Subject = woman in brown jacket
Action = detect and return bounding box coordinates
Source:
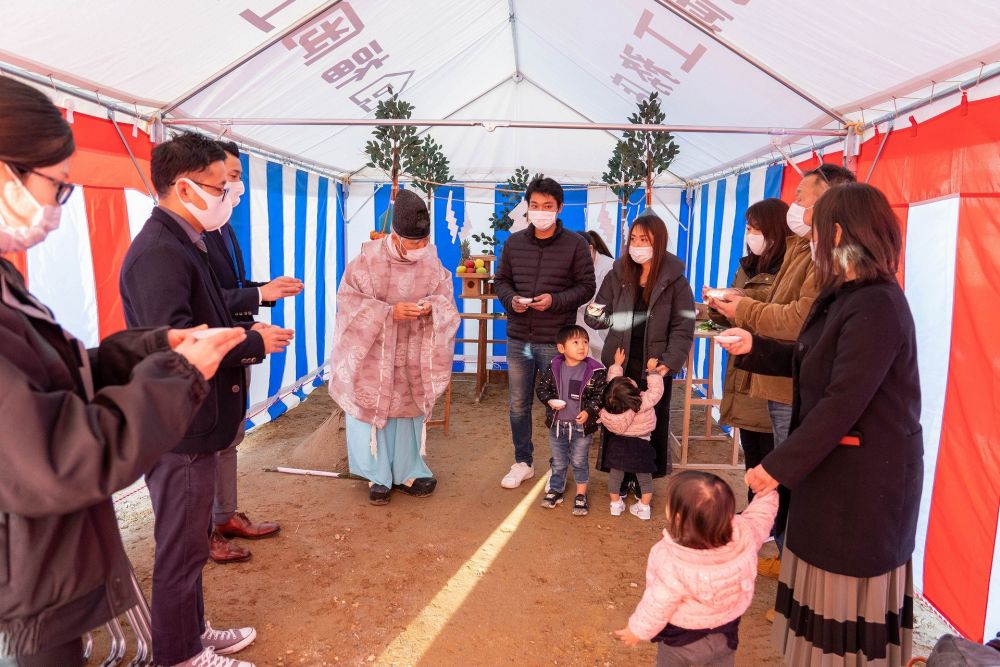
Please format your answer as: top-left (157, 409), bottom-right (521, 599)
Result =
top-left (0, 78), bottom-right (245, 666)
top-left (711, 199), bottom-right (788, 502)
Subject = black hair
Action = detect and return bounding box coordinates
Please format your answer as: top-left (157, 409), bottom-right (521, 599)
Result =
top-left (0, 78), bottom-right (75, 168)
top-left (578, 230), bottom-right (613, 258)
top-left (217, 140), bottom-right (241, 160)
top-left (745, 198), bottom-right (789, 274)
top-left (525, 175), bottom-right (563, 208)
top-left (804, 163), bottom-right (856, 187)
top-left (602, 377), bottom-right (642, 414)
top-left (151, 132), bottom-right (226, 196)
top-left (555, 324), bottom-right (589, 347)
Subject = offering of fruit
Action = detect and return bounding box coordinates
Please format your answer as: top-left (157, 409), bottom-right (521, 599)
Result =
top-left (464, 260), bottom-right (476, 270)
top-left (475, 267), bottom-right (488, 275)
top-left (474, 258), bottom-right (485, 269)
top-left (456, 265), bottom-right (467, 273)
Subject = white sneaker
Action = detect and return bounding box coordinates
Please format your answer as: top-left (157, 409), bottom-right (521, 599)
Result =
top-left (201, 622), bottom-right (256, 655)
top-left (630, 501), bottom-right (651, 521)
top-left (500, 462), bottom-right (534, 488)
top-left (172, 647), bottom-right (255, 667)
top-left (610, 499), bottom-right (626, 516)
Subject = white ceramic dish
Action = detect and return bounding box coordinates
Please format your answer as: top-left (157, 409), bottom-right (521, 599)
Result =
top-left (548, 399), bottom-right (567, 410)
top-left (715, 335), bottom-right (741, 344)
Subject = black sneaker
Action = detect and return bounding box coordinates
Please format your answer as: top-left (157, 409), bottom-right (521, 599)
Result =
top-left (368, 484), bottom-right (391, 505)
top-left (540, 490), bottom-right (564, 509)
top-left (393, 477), bottom-right (437, 497)
top-left (572, 494), bottom-right (589, 516)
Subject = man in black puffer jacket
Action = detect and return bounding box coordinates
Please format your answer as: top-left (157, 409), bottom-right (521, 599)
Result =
top-left (494, 176), bottom-right (595, 489)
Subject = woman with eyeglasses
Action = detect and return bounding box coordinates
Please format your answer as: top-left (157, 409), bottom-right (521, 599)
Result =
top-left (0, 77), bottom-right (246, 666)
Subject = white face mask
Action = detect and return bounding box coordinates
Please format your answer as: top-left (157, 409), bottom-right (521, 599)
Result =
top-left (227, 180), bottom-right (245, 209)
top-left (745, 233), bottom-right (766, 256)
top-left (786, 203), bottom-right (812, 237)
top-left (528, 210), bottom-right (557, 232)
top-left (629, 245), bottom-right (654, 264)
top-left (0, 164), bottom-right (62, 252)
top-left (177, 178), bottom-right (232, 232)
top-left (403, 244), bottom-right (431, 261)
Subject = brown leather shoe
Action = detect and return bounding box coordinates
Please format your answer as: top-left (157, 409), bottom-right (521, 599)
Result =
top-left (209, 529), bottom-right (251, 564)
top-left (216, 511), bottom-right (281, 540)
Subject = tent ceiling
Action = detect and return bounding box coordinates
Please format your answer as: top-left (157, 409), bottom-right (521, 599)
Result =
top-left (1, 0), bottom-right (998, 181)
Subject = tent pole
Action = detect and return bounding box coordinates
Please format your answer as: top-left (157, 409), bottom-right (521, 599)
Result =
top-left (508, 0), bottom-right (522, 77)
top-left (650, 0), bottom-right (847, 125)
top-left (106, 108), bottom-right (157, 199)
top-left (158, 0), bottom-right (345, 116)
top-left (162, 117), bottom-right (847, 136)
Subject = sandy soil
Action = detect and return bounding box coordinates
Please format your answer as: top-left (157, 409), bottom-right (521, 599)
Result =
top-left (99, 375), bottom-right (949, 666)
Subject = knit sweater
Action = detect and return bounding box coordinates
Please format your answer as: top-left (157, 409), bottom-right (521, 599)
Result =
top-left (627, 491), bottom-right (779, 639)
top-left (598, 364), bottom-right (663, 438)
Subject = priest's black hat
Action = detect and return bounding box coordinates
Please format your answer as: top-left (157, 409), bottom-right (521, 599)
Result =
top-left (391, 189), bottom-right (430, 239)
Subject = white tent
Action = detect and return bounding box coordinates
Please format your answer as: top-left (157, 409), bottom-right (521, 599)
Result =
top-left (2, 0), bottom-right (1000, 647)
top-left (2, 0), bottom-right (998, 182)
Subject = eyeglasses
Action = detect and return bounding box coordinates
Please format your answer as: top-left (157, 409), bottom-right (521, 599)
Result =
top-left (172, 180), bottom-right (230, 201)
top-left (10, 164), bottom-right (75, 205)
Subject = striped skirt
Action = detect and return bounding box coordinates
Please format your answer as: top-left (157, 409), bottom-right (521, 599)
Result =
top-left (772, 549), bottom-right (913, 667)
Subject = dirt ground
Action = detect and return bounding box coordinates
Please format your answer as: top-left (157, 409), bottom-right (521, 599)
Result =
top-left (103, 374), bottom-right (949, 666)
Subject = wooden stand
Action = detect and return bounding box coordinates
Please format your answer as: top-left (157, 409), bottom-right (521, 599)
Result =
top-left (671, 329), bottom-right (743, 471)
top-left (458, 299), bottom-right (505, 402)
top-left (426, 380), bottom-right (452, 435)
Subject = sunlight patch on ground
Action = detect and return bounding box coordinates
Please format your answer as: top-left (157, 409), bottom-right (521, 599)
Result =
top-left (377, 473), bottom-right (549, 665)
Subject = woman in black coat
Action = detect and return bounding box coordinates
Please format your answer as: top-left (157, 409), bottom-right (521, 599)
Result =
top-left (585, 210), bottom-right (695, 483)
top-left (0, 78), bottom-right (246, 666)
top-left (720, 183), bottom-right (922, 667)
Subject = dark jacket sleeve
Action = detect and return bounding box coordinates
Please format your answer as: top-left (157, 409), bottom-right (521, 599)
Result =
top-left (663, 276), bottom-right (696, 372)
top-left (0, 349), bottom-right (208, 518)
top-left (734, 335), bottom-right (795, 378)
top-left (222, 286), bottom-right (262, 318)
top-left (583, 269), bottom-right (616, 330)
top-left (122, 246), bottom-right (266, 368)
top-left (550, 238), bottom-right (596, 313)
top-left (536, 366), bottom-right (557, 404)
top-left (87, 327), bottom-right (170, 390)
top-left (493, 239), bottom-right (517, 311)
top-left (762, 293), bottom-right (905, 489)
top-left (245, 279), bottom-right (276, 307)
top-left (581, 369), bottom-right (607, 418)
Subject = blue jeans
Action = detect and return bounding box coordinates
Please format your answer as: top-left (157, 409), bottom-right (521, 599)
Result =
top-left (548, 421), bottom-right (592, 493)
top-left (767, 400), bottom-right (794, 553)
top-left (507, 338), bottom-right (558, 466)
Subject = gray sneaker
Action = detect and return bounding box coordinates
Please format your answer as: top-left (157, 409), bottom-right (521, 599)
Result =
top-left (171, 647), bottom-right (255, 667)
top-left (540, 490), bottom-right (564, 508)
top-left (201, 622), bottom-right (256, 655)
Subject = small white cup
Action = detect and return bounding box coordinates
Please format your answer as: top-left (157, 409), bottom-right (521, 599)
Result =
top-left (515, 296), bottom-right (534, 305)
top-left (548, 399), bottom-right (567, 410)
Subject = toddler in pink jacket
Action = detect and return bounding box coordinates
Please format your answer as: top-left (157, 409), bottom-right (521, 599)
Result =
top-left (616, 471), bottom-right (779, 666)
top-left (599, 348), bottom-right (667, 520)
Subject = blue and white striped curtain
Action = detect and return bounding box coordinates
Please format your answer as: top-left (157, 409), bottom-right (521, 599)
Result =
top-left (676, 165), bottom-right (785, 408)
top-left (231, 154), bottom-right (342, 430)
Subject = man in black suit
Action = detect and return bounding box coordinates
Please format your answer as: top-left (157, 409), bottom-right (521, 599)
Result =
top-left (204, 140), bottom-right (303, 564)
top-left (120, 133), bottom-right (293, 667)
